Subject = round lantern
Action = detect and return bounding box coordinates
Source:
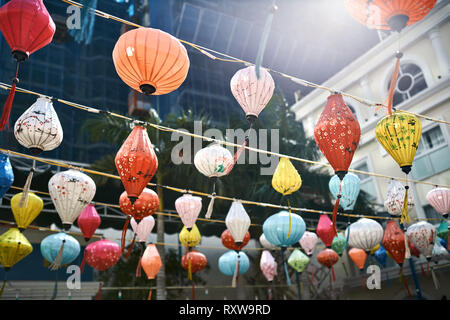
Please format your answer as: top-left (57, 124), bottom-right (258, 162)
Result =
top-left (0, 152), bottom-right (14, 198)
top-left (218, 250), bottom-right (250, 287)
top-left (348, 248), bottom-right (367, 270)
top-left (179, 224), bottom-right (201, 248)
top-left (384, 179), bottom-right (415, 217)
top-left (221, 229), bottom-right (250, 252)
top-left (175, 194), bottom-right (202, 230)
top-left (77, 204), bottom-right (101, 242)
top-left (14, 96), bottom-right (63, 155)
top-left (426, 187), bottom-right (450, 218)
top-left (406, 221), bottom-right (436, 261)
top-left (10, 192), bottom-right (43, 231)
top-left (40, 232), bottom-right (80, 270)
top-left (130, 215), bottom-right (155, 242)
top-left (181, 250), bottom-right (207, 300)
top-left (299, 231), bottom-right (319, 256)
top-left (329, 173), bottom-right (360, 211)
top-left (345, 218), bottom-right (384, 252)
top-left (230, 65), bottom-right (275, 123)
top-left (288, 249), bottom-right (310, 273)
top-left (48, 169), bottom-right (96, 230)
top-left (260, 250), bottom-right (277, 282)
top-left (0, 0), bottom-right (56, 130)
top-left (332, 233), bottom-right (347, 257)
top-left (316, 248), bottom-right (339, 282)
top-left (225, 201), bottom-right (251, 246)
top-left (0, 228), bottom-right (33, 270)
top-left (259, 233), bottom-right (278, 251)
top-left (316, 214), bottom-right (335, 248)
top-left (115, 125), bottom-right (158, 204)
top-left (263, 211), bottom-right (306, 247)
top-left (382, 220), bottom-right (406, 267)
top-left (82, 239), bottom-right (121, 272)
top-left (119, 188), bottom-right (159, 221)
top-left (112, 27), bottom-right (189, 96)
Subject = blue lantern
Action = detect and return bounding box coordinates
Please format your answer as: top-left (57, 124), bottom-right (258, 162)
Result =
top-left (0, 152), bottom-right (14, 199)
top-left (262, 211), bottom-right (306, 247)
top-left (40, 232), bottom-right (80, 270)
top-left (218, 250), bottom-right (250, 287)
top-left (329, 172), bottom-right (360, 211)
top-left (374, 244), bottom-right (387, 268)
top-left (439, 237), bottom-right (449, 253)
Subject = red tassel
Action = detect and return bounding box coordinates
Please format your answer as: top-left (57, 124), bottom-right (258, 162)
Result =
top-left (125, 234), bottom-right (137, 260)
top-left (400, 269), bottom-right (412, 298)
top-left (80, 250), bottom-right (87, 274)
top-left (331, 266), bottom-right (336, 282)
top-left (121, 217), bottom-right (130, 253)
top-left (95, 282), bottom-right (102, 300)
top-left (386, 55), bottom-right (401, 117)
top-left (147, 288), bottom-right (152, 300)
top-left (0, 62), bottom-right (20, 131)
top-left (332, 197), bottom-right (340, 237)
top-left (136, 257), bottom-right (142, 278)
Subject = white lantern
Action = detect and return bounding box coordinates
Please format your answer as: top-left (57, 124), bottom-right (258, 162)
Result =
top-left (48, 169), bottom-right (96, 230)
top-left (344, 218), bottom-right (384, 252)
top-left (130, 215), bottom-right (155, 243)
top-left (384, 179), bottom-right (414, 216)
top-left (299, 231), bottom-right (319, 256)
top-left (259, 233), bottom-right (278, 250)
top-left (175, 194), bottom-right (202, 230)
top-left (14, 96), bottom-right (63, 155)
top-left (406, 221), bottom-right (436, 260)
top-left (225, 201), bottom-right (251, 246)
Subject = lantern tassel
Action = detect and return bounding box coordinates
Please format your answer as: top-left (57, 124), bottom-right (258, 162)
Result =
top-left (331, 266), bottom-right (336, 282)
top-left (342, 261), bottom-right (349, 277)
top-left (268, 287), bottom-right (272, 300)
top-left (0, 62), bottom-right (20, 131)
top-left (431, 266), bottom-right (440, 290)
top-left (188, 255), bottom-right (192, 281)
top-left (400, 268), bottom-right (412, 298)
top-left (404, 233), bottom-right (411, 260)
top-left (147, 288), bottom-right (152, 300)
top-left (286, 199), bottom-right (292, 239)
top-left (125, 234), bottom-right (136, 261)
top-left (0, 273), bottom-right (7, 299)
top-left (332, 196), bottom-right (341, 237)
top-left (121, 216), bottom-right (130, 253)
top-left (19, 166), bottom-right (35, 208)
top-left (136, 257), bottom-right (142, 278)
top-left (385, 53), bottom-right (402, 117)
top-left (51, 272), bottom-right (58, 300)
top-left (400, 185), bottom-right (410, 225)
top-left (95, 282), bottom-right (102, 300)
top-left (80, 250), bottom-right (87, 274)
top-left (49, 239), bottom-right (66, 271)
top-left (231, 255), bottom-right (240, 288)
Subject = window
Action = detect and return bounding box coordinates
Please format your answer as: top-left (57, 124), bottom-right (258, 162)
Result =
top-left (387, 63), bottom-right (428, 106)
top-left (411, 125), bottom-right (450, 180)
top-left (347, 104), bottom-right (358, 120)
top-left (353, 161), bottom-right (378, 202)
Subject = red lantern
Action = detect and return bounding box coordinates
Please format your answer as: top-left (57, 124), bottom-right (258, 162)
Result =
top-left (77, 204), bottom-right (101, 242)
top-left (317, 248), bottom-right (339, 282)
top-left (81, 240), bottom-right (121, 272)
top-left (316, 214), bottom-right (335, 248)
top-left (0, 0), bottom-right (55, 130)
top-left (382, 220), bottom-right (406, 267)
top-left (119, 188), bottom-right (159, 221)
top-left (181, 250), bottom-right (207, 277)
top-left (221, 229), bottom-right (250, 252)
top-left (115, 125), bottom-right (158, 204)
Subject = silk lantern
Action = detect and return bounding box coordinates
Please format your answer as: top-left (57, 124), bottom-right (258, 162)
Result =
top-left (426, 187), bottom-right (450, 218)
top-left (0, 152), bottom-right (14, 199)
top-left (345, 218), bottom-right (384, 252)
top-left (140, 243), bottom-right (162, 300)
top-left (332, 233), bottom-right (347, 257)
top-left (329, 173), bottom-right (360, 211)
top-left (382, 220), bottom-right (406, 267)
top-left (221, 229), bottom-right (250, 252)
top-left (0, 0), bottom-right (56, 130)
top-left (179, 224), bottom-right (201, 248)
top-left (10, 192), bottom-right (43, 231)
top-left (317, 248), bottom-right (339, 282)
top-left (431, 241), bottom-right (448, 264)
top-left (40, 232), bottom-right (80, 270)
top-left (218, 250), bottom-right (250, 287)
top-left (175, 194), bottom-right (202, 230)
top-left (384, 179), bottom-right (414, 217)
top-left (112, 27), bottom-right (189, 96)
top-left (77, 204), bottom-right (101, 242)
top-left (260, 250), bottom-right (277, 282)
top-left (314, 93), bottom-right (361, 233)
top-left (259, 233), bottom-right (278, 251)
top-left (348, 248), bottom-right (367, 270)
top-left (406, 221), bottom-right (436, 261)
top-left (194, 143), bottom-right (233, 218)
top-left (130, 215), bottom-right (155, 242)
top-left (299, 231), bottom-right (319, 256)
top-left (115, 125), bottom-right (158, 204)
top-left (316, 214), bottom-right (335, 248)
top-left (225, 201), bottom-right (251, 246)
top-left (374, 245), bottom-right (387, 267)
top-left (48, 169), bottom-right (96, 230)
top-left (181, 250), bottom-right (207, 300)
top-left (437, 220), bottom-right (448, 242)
top-left (14, 96), bottom-right (63, 155)
top-left (119, 188), bottom-right (159, 220)
top-left (81, 239), bottom-right (121, 272)
top-left (288, 249), bottom-right (310, 273)
top-left (263, 211), bottom-right (306, 247)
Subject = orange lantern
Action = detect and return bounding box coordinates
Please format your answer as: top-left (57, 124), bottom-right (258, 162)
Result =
top-left (112, 27), bottom-right (190, 96)
top-left (139, 243), bottom-right (162, 300)
top-left (316, 248), bottom-right (339, 284)
top-left (119, 188), bottom-right (159, 221)
top-left (221, 229), bottom-right (251, 252)
top-left (348, 248), bottom-right (367, 270)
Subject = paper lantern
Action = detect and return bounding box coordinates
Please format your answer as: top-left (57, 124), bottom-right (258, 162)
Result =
top-left (344, 0), bottom-right (437, 32)
top-left (426, 188), bottom-right (450, 218)
top-left (431, 240), bottom-right (448, 264)
top-left (140, 244), bottom-right (162, 279)
top-left (382, 220), bottom-right (406, 267)
top-left (48, 169), bottom-right (96, 230)
top-left (218, 250), bottom-right (250, 276)
top-left (345, 218), bottom-right (384, 252)
top-left (260, 250), bottom-right (277, 282)
top-left (40, 232), bottom-right (80, 270)
top-left (221, 229), bottom-right (250, 252)
top-left (259, 233), bottom-right (278, 251)
top-left (384, 179), bottom-right (414, 216)
top-left (406, 221), bottom-right (436, 261)
top-left (348, 248), bottom-right (367, 270)
top-left (225, 201), bottom-right (251, 246)
top-left (299, 231), bottom-right (319, 256)
top-left (316, 248), bottom-right (339, 281)
top-left (130, 215), bottom-right (155, 242)
top-left (0, 228), bottom-right (32, 270)
top-left (119, 188), bottom-right (159, 221)
top-left (179, 224), bottom-right (201, 248)
top-left (263, 211), bottom-right (306, 247)
top-left (112, 27), bottom-right (189, 96)
top-left (0, 152), bottom-right (14, 199)
top-left (374, 245), bottom-right (387, 267)
top-left (77, 204), bottom-right (101, 242)
top-left (331, 233), bottom-right (347, 257)
top-left (10, 192), bottom-right (43, 231)
top-left (181, 250), bottom-right (207, 277)
top-left (14, 97), bottom-right (63, 155)
top-left (272, 158), bottom-right (302, 196)
top-left (288, 249), bottom-right (310, 273)
top-left (437, 220), bottom-right (448, 241)
top-left (115, 125), bottom-right (158, 204)
top-left (316, 214), bottom-right (335, 248)
top-left (0, 0), bottom-right (55, 130)
top-left (230, 65), bottom-right (275, 123)
top-left (175, 194), bottom-right (202, 230)
top-left (329, 173), bottom-right (360, 211)
top-left (82, 240), bottom-right (121, 272)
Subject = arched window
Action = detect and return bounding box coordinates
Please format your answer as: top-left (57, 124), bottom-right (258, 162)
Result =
top-left (387, 63), bottom-right (428, 106)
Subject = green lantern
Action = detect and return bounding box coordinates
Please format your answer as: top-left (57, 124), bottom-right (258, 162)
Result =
top-left (332, 233), bottom-right (347, 256)
top-left (287, 249), bottom-right (310, 273)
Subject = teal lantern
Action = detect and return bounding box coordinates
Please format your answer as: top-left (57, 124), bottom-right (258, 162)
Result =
top-left (40, 232), bottom-right (80, 270)
top-left (437, 220), bottom-right (448, 241)
top-left (331, 233), bottom-right (347, 256)
top-left (329, 173), bottom-right (360, 211)
top-left (0, 152), bottom-right (14, 199)
top-left (218, 250), bottom-right (249, 287)
top-left (262, 211), bottom-right (306, 247)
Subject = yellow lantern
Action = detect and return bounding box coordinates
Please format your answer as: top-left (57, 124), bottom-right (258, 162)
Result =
top-left (375, 112), bottom-right (422, 224)
top-left (11, 192), bottom-right (44, 231)
top-left (179, 224), bottom-right (201, 248)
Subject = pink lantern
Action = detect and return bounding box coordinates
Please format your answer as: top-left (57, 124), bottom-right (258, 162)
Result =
top-left (77, 204), bottom-right (101, 242)
top-left (175, 194), bottom-right (202, 230)
top-left (260, 250), bottom-right (277, 282)
top-left (299, 231), bottom-right (318, 256)
top-left (81, 239), bottom-right (121, 272)
top-left (316, 214), bottom-right (335, 248)
top-left (426, 187), bottom-right (450, 217)
top-left (130, 216), bottom-right (155, 242)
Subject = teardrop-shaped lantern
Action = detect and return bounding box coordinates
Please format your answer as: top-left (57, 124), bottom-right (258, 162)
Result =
top-left (345, 218), bottom-right (384, 252)
top-left (140, 243), bottom-right (162, 279)
top-left (384, 179), bottom-right (414, 217)
top-left (179, 224), bottom-right (201, 248)
top-left (83, 239), bottom-right (121, 272)
top-left (119, 188), bottom-right (159, 221)
top-left (316, 214), bottom-right (335, 248)
top-left (14, 96), bottom-right (63, 155)
top-left (225, 201), bottom-right (251, 246)
top-left (382, 220), bottom-right (406, 267)
top-left (77, 204), bottom-right (101, 242)
top-left (0, 152), bottom-right (14, 199)
top-left (406, 221), bottom-right (436, 261)
top-left (374, 245), bottom-right (387, 267)
top-left (348, 248), bottom-right (367, 270)
top-left (48, 169), bottom-right (96, 230)
top-left (221, 229), bottom-right (250, 252)
top-left (175, 194), bottom-right (202, 230)
top-left (230, 65), bottom-right (275, 123)
top-left (0, 228), bottom-right (33, 270)
top-left (263, 211), bottom-right (306, 247)
top-left (130, 216), bottom-right (155, 242)
top-left (329, 173), bottom-right (360, 211)
top-left (288, 248), bottom-right (310, 273)
top-left (112, 27), bottom-right (189, 96)
top-left (10, 192), bottom-right (43, 231)
top-left (0, 0), bottom-right (56, 130)
top-left (426, 187), bottom-right (450, 218)
top-left (260, 250), bottom-right (277, 282)
top-left (299, 231), bottom-right (319, 256)
top-left (115, 125), bottom-right (158, 204)
top-left (331, 233), bottom-right (347, 257)
top-left (272, 158), bottom-right (302, 196)
top-left (40, 232), bottom-right (80, 270)
top-left (218, 250), bottom-right (250, 276)
top-left (259, 233), bottom-right (278, 251)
